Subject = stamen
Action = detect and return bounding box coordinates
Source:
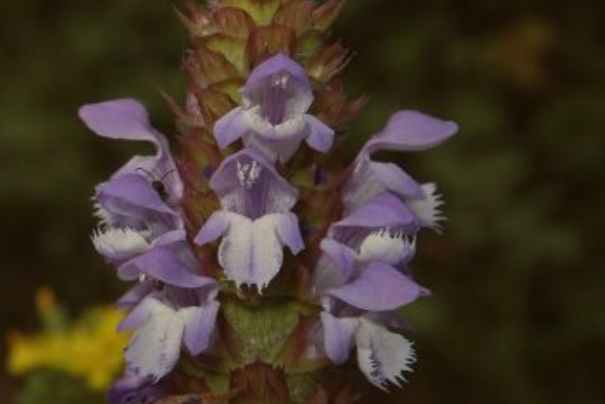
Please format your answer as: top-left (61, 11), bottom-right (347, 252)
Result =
top-left (236, 161), bottom-right (262, 188)
top-left (271, 73), bottom-right (290, 89)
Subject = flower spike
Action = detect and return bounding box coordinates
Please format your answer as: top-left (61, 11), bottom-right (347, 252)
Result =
top-left (81, 1), bottom-right (457, 402)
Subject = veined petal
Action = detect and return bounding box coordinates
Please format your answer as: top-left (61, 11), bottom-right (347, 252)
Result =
top-left (123, 298), bottom-right (185, 382)
top-left (179, 301), bottom-right (220, 355)
top-left (356, 319), bottom-right (416, 390)
top-left (321, 312), bottom-right (359, 365)
top-left (365, 110), bottom-right (458, 155)
top-left (331, 193), bottom-right (420, 243)
top-left (198, 212), bottom-right (302, 289)
top-left (118, 240), bottom-right (214, 289)
top-left (251, 213), bottom-right (304, 289)
top-left (79, 99), bottom-right (183, 199)
top-left (243, 54), bottom-right (313, 119)
top-left (303, 114), bottom-right (335, 153)
top-left (209, 148), bottom-right (298, 217)
top-left (343, 158), bottom-right (423, 213)
top-left (214, 107), bottom-right (247, 149)
top-left (326, 262), bottom-right (423, 311)
top-left (96, 174), bottom-right (181, 229)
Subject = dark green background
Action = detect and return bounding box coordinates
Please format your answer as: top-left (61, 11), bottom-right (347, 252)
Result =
top-left (1, 1), bottom-right (604, 403)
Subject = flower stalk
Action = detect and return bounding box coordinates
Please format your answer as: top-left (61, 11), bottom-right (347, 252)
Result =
top-left (79, 1), bottom-right (458, 403)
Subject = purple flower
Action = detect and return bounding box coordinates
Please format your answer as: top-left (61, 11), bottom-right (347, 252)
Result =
top-left (315, 234), bottom-right (422, 315)
top-left (118, 285), bottom-right (220, 382)
top-left (311, 206), bottom-right (427, 388)
top-left (343, 111), bottom-right (457, 230)
top-left (90, 174), bottom-right (182, 265)
top-left (195, 148), bottom-right (304, 289)
top-left (214, 54), bottom-right (334, 162)
top-left (80, 99), bottom-right (212, 292)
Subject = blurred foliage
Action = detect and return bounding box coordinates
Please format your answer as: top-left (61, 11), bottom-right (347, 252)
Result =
top-left (6, 289), bottom-right (126, 403)
top-left (1, 0), bottom-right (604, 403)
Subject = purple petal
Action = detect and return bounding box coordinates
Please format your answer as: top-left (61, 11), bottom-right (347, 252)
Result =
top-left (79, 99), bottom-right (157, 142)
top-left (272, 212), bottom-right (305, 254)
top-left (321, 312), bottom-right (359, 365)
top-left (303, 115), bottom-right (335, 153)
top-left (117, 282), bottom-right (155, 310)
top-left (118, 241), bottom-right (214, 289)
top-left (342, 159), bottom-right (424, 214)
top-left (320, 239), bottom-right (356, 279)
top-left (244, 54), bottom-right (313, 116)
top-left (97, 174), bottom-right (176, 216)
top-left (333, 193), bottom-right (420, 235)
top-left (213, 107), bottom-right (247, 149)
top-left (180, 301), bottom-right (220, 355)
top-left (194, 211), bottom-right (232, 245)
top-left (209, 148), bottom-right (298, 217)
top-left (327, 262), bottom-right (423, 311)
top-left (365, 110), bottom-right (458, 155)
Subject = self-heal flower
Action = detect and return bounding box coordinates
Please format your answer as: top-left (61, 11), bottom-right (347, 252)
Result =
top-left (313, 234), bottom-right (422, 389)
top-left (119, 285), bottom-right (220, 382)
top-left (195, 148), bottom-right (304, 289)
top-left (214, 54), bottom-right (334, 162)
top-left (81, 99), bottom-right (185, 265)
top-left (342, 111), bottom-right (457, 230)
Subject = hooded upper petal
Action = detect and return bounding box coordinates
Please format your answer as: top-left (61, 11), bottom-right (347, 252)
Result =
top-left (209, 148), bottom-right (298, 218)
top-left (80, 98), bottom-right (183, 198)
top-left (213, 54), bottom-right (333, 162)
top-left (343, 158), bottom-right (424, 214)
top-left (364, 110), bottom-right (458, 155)
top-left (243, 53), bottom-right (313, 121)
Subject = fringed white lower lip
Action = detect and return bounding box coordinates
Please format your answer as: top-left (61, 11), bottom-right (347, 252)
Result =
top-left (91, 227), bottom-right (151, 261)
top-left (92, 201), bottom-right (114, 227)
top-left (406, 183), bottom-right (445, 232)
top-left (358, 229), bottom-right (416, 266)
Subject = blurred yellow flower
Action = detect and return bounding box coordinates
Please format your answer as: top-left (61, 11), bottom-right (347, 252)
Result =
top-left (7, 288), bottom-right (129, 391)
